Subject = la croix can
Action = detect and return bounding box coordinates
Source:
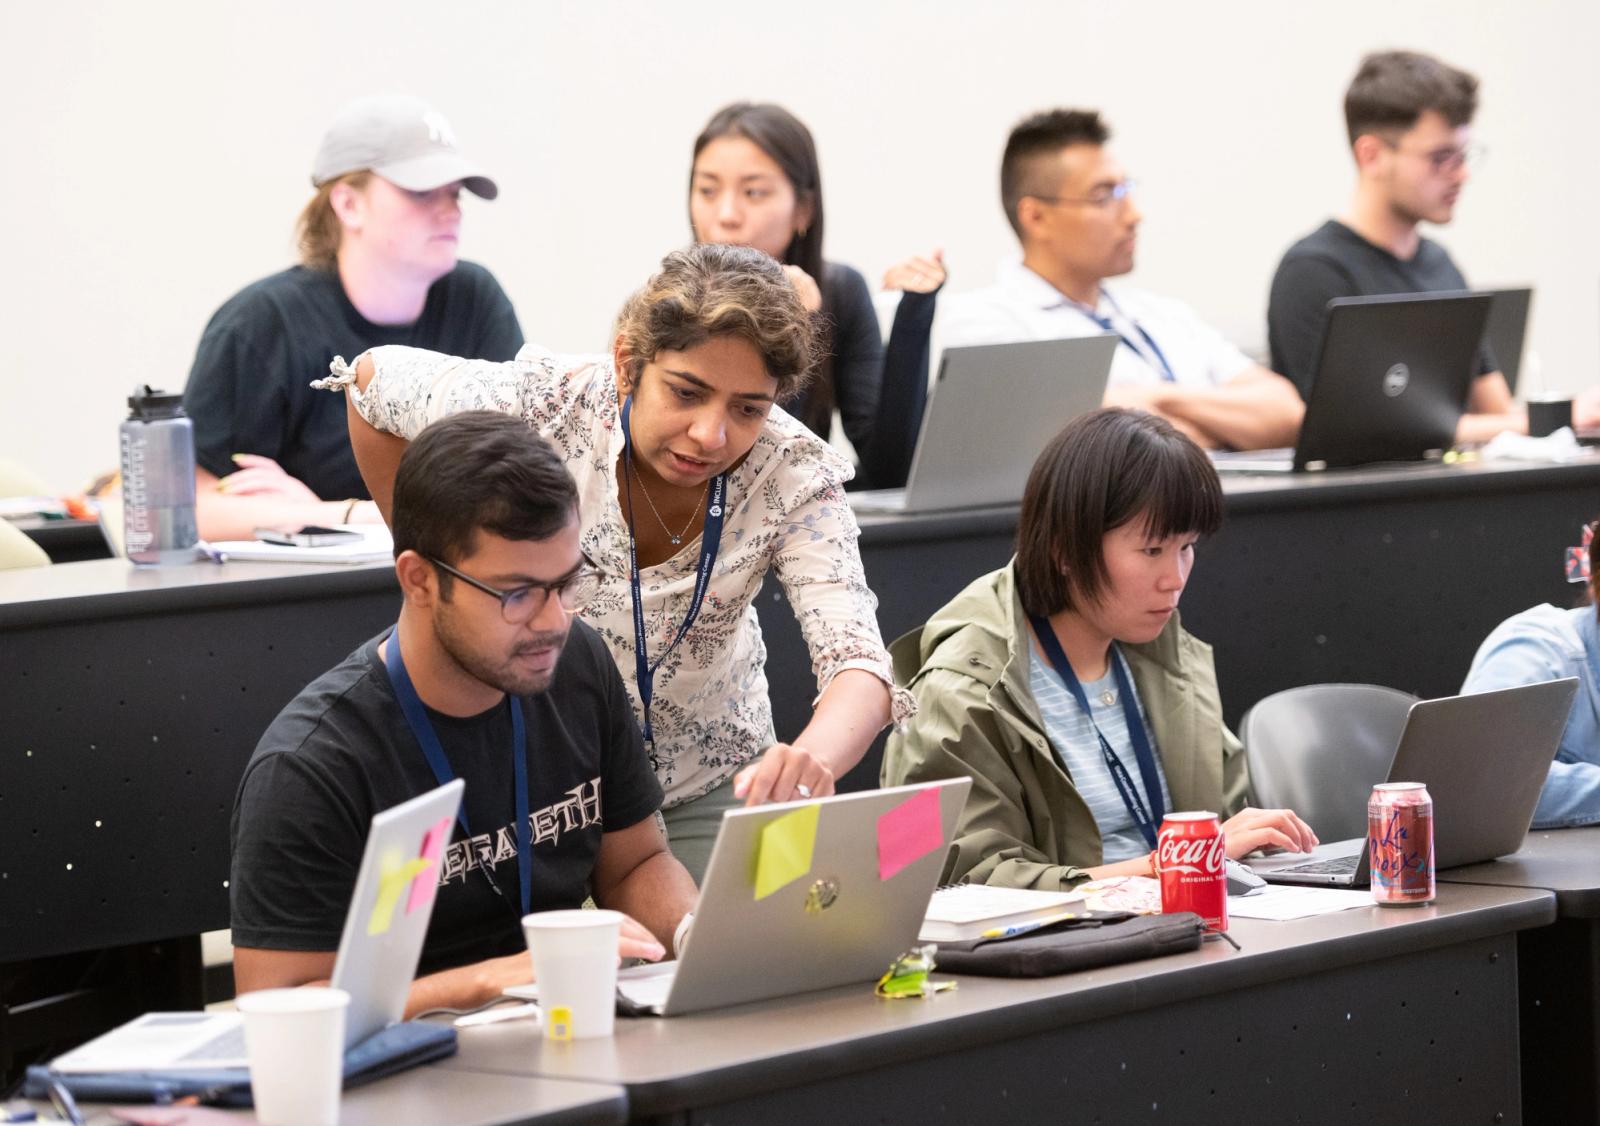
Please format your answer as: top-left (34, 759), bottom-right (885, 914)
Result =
top-left (1157, 811), bottom-right (1227, 931)
top-left (1368, 782), bottom-right (1435, 906)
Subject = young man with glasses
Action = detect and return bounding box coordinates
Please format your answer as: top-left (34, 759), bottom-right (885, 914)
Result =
top-left (1268, 50), bottom-right (1537, 441)
top-left (940, 108), bottom-right (1304, 451)
top-left (230, 411), bottom-right (696, 1014)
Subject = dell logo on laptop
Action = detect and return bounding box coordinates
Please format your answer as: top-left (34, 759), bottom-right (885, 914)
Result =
top-left (1383, 363), bottom-right (1410, 397)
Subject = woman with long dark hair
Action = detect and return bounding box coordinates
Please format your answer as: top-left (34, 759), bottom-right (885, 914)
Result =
top-left (690, 102), bottom-right (942, 489)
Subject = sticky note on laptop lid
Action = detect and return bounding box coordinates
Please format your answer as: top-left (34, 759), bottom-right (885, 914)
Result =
top-left (405, 815), bottom-right (453, 914)
top-left (877, 787), bottom-right (944, 881)
top-left (753, 803), bottom-right (819, 900)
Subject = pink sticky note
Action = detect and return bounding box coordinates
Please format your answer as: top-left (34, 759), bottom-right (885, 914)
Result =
top-left (877, 787), bottom-right (945, 881)
top-left (405, 815), bottom-right (453, 914)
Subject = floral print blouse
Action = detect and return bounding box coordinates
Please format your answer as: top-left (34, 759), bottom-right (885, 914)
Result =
top-left (319, 344), bottom-right (914, 807)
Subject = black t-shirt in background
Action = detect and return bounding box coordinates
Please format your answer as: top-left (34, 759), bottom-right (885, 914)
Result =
top-left (183, 261), bottom-right (523, 499)
top-left (1266, 219), bottom-right (1494, 400)
top-left (229, 620), bottom-right (661, 977)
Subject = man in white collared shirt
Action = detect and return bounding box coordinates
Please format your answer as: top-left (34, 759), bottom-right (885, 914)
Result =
top-left (942, 109), bottom-right (1303, 451)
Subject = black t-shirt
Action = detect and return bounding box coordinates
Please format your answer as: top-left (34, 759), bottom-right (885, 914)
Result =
top-left (183, 261), bottom-right (523, 499)
top-left (1267, 219), bottom-right (1493, 400)
top-left (229, 620), bottom-right (662, 977)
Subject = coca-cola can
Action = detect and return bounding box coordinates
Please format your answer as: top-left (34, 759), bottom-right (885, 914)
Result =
top-left (1157, 811), bottom-right (1227, 931)
top-left (1368, 782), bottom-right (1434, 906)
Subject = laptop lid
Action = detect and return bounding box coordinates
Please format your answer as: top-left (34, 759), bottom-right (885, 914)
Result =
top-left (51, 780), bottom-right (464, 1072)
top-left (1254, 678), bottom-right (1578, 884)
top-left (331, 779), bottom-right (464, 1047)
top-left (857, 336), bottom-right (1115, 512)
top-left (1480, 287), bottom-right (1533, 395)
top-left (1386, 678), bottom-right (1576, 868)
top-left (1293, 292), bottom-right (1491, 471)
top-left (655, 778), bottom-right (970, 1016)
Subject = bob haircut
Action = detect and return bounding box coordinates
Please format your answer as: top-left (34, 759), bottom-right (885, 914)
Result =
top-left (1015, 408), bottom-right (1223, 618)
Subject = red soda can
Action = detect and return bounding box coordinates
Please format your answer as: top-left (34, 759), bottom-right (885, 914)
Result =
top-left (1368, 782), bottom-right (1434, 906)
top-left (1157, 811), bottom-right (1227, 931)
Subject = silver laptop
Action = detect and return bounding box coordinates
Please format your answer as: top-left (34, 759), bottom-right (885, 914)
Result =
top-left (51, 780), bottom-right (464, 1072)
top-left (509, 778), bottom-right (970, 1016)
top-left (850, 336), bottom-right (1116, 512)
top-left (1212, 291), bottom-right (1491, 474)
top-left (1250, 679), bottom-right (1577, 887)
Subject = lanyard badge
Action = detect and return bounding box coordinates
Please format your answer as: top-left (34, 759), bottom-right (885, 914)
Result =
top-left (385, 628), bottom-right (532, 917)
top-left (1029, 614), bottom-right (1166, 849)
top-left (618, 395), bottom-right (726, 746)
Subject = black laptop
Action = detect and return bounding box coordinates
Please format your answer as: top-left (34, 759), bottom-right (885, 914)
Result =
top-left (1213, 291), bottom-right (1492, 472)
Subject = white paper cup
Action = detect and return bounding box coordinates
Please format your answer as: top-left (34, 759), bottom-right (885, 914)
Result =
top-left (237, 986), bottom-right (349, 1125)
top-left (522, 909), bottom-right (622, 1039)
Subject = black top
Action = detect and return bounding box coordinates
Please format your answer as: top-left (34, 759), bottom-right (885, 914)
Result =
top-left (787, 261), bottom-right (936, 490)
top-left (229, 621), bottom-right (662, 976)
top-left (183, 262), bottom-right (523, 499)
top-left (1267, 220), bottom-right (1492, 400)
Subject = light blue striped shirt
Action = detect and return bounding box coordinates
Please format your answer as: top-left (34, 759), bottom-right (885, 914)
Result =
top-left (1028, 646), bottom-right (1173, 862)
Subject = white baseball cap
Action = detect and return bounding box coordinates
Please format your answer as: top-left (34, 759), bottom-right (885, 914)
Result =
top-left (312, 94), bottom-right (498, 200)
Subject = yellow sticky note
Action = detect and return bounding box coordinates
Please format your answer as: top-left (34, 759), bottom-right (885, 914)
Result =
top-left (753, 804), bottom-right (820, 900)
top-left (367, 853), bottom-right (430, 936)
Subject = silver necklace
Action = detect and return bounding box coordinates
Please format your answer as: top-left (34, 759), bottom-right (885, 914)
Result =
top-left (629, 461), bottom-right (708, 546)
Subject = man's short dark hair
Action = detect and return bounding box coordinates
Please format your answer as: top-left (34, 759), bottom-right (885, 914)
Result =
top-left (391, 412), bottom-right (578, 573)
top-left (1015, 409), bottom-right (1223, 618)
top-left (1344, 50), bottom-right (1478, 145)
top-left (1000, 109), bottom-right (1111, 238)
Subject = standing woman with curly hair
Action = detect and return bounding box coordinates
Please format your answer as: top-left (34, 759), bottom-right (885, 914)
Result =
top-left (690, 102), bottom-right (944, 488)
top-left (322, 243), bottom-right (912, 880)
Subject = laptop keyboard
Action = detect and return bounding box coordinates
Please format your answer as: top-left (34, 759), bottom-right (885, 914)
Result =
top-left (178, 1025), bottom-right (247, 1062)
top-left (1277, 855), bottom-right (1361, 876)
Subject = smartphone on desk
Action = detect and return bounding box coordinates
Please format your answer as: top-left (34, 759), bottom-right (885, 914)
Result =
top-left (254, 524), bottom-right (364, 548)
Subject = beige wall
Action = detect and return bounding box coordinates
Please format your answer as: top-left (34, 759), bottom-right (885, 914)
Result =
top-left (3, 0), bottom-right (1596, 489)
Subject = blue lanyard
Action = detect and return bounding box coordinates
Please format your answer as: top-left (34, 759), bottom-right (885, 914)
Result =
top-left (384, 626), bottom-right (531, 917)
top-left (618, 395), bottom-right (725, 746)
top-left (1066, 289), bottom-right (1178, 384)
top-left (1029, 614), bottom-right (1166, 849)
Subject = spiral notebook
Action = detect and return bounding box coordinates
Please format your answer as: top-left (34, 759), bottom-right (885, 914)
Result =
top-left (918, 884), bottom-right (1086, 943)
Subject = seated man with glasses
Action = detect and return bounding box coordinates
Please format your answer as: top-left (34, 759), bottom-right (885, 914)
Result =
top-left (939, 108), bottom-right (1304, 451)
top-left (1268, 50), bottom-right (1547, 441)
top-left (230, 411), bottom-right (697, 1014)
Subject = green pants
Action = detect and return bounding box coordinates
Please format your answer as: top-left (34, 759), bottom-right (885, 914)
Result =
top-left (661, 774), bottom-right (742, 885)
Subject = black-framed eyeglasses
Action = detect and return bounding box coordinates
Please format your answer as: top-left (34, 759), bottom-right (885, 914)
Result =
top-left (427, 555), bottom-right (600, 623)
top-left (1031, 178), bottom-right (1137, 210)
top-left (1380, 137), bottom-right (1486, 174)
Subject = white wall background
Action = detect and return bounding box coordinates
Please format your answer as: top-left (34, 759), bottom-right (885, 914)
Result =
top-left (3, 0), bottom-right (1596, 490)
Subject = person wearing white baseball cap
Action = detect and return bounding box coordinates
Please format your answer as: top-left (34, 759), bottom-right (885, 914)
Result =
top-left (183, 94), bottom-right (523, 541)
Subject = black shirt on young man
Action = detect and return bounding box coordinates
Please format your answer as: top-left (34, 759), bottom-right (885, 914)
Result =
top-left (1267, 219), bottom-right (1493, 400)
top-left (230, 619), bottom-right (661, 976)
top-left (183, 262), bottom-right (523, 500)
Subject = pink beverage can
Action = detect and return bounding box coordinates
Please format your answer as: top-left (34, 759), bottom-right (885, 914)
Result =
top-left (1157, 812), bottom-right (1227, 931)
top-left (1368, 782), bottom-right (1435, 906)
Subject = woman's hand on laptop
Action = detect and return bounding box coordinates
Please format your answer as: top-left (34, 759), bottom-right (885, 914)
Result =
top-left (1221, 807), bottom-right (1319, 858)
top-left (733, 743), bottom-right (836, 807)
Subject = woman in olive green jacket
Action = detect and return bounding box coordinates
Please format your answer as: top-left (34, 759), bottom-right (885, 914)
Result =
top-left (882, 409), bottom-right (1316, 889)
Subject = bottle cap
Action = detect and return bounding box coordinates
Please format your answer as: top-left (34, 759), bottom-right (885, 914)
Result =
top-left (127, 385), bottom-right (186, 418)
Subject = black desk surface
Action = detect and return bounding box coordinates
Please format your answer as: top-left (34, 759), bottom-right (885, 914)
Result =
top-left (1441, 827), bottom-right (1600, 917)
top-left (0, 555), bottom-right (396, 626)
top-left (438, 884), bottom-right (1552, 1116)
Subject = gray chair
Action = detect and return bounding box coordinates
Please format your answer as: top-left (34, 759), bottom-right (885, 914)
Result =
top-left (1241, 683), bottom-right (1419, 843)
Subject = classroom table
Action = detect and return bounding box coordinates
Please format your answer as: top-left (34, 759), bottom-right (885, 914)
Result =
top-left (438, 884), bottom-right (1552, 1125)
top-left (1442, 827), bottom-right (1600, 1125)
top-left (45, 1067), bottom-right (628, 1125)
